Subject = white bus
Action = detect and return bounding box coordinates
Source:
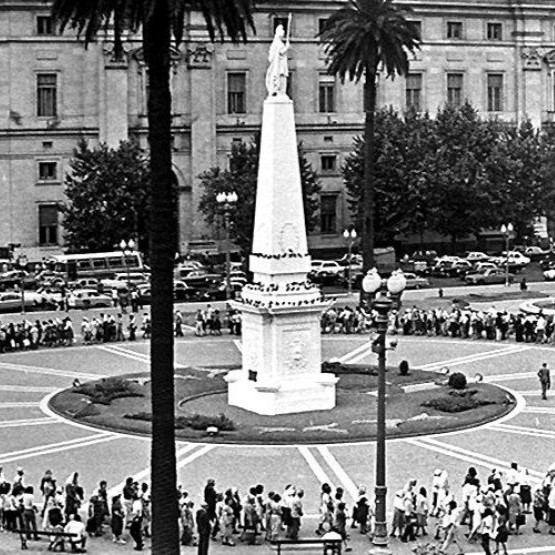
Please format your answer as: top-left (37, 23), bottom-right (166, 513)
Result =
top-left (49, 251), bottom-right (145, 279)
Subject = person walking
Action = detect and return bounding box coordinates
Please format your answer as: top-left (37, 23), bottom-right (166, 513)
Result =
top-left (196, 502), bottom-right (212, 555)
top-left (538, 363), bottom-right (551, 400)
top-left (111, 494), bottom-right (126, 545)
top-left (129, 495), bottom-right (144, 551)
top-left (478, 507), bottom-right (496, 555)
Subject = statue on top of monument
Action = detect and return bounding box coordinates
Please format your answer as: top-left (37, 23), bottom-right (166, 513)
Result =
top-left (266, 22), bottom-right (290, 97)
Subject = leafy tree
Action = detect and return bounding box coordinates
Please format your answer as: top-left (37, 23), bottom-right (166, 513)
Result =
top-left (50, 2), bottom-right (255, 552)
top-left (62, 140), bottom-right (150, 253)
top-left (319, 0), bottom-right (420, 272)
top-left (343, 108), bottom-right (435, 245)
top-left (343, 104), bottom-right (555, 246)
top-left (198, 137), bottom-right (321, 253)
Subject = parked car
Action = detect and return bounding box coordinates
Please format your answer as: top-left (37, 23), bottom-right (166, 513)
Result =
top-left (310, 261), bottom-right (344, 284)
top-left (431, 258), bottom-right (472, 277)
top-left (101, 272), bottom-right (149, 291)
top-left (68, 277), bottom-right (100, 290)
top-left (473, 262), bottom-right (499, 273)
top-left (543, 265), bottom-right (555, 281)
top-left (174, 262), bottom-right (206, 280)
top-left (227, 271), bottom-right (247, 286)
top-left (0, 291), bottom-right (35, 312)
top-left (28, 287), bottom-right (63, 308)
top-left (465, 251), bottom-right (491, 263)
top-left (490, 251), bottom-right (530, 270)
top-left (173, 280), bottom-right (201, 301)
top-left (67, 289), bottom-right (112, 309)
top-left (182, 270), bottom-right (223, 289)
top-left (524, 246), bottom-right (547, 258)
top-left (403, 272), bottom-right (430, 289)
top-left (0, 270), bottom-right (37, 291)
top-left (201, 281), bottom-right (243, 301)
top-left (465, 268), bottom-right (514, 285)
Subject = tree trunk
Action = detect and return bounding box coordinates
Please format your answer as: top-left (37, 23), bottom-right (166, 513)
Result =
top-left (363, 69), bottom-right (377, 274)
top-left (143, 1), bottom-right (179, 553)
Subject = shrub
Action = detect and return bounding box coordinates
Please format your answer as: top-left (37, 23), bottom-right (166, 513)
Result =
top-left (421, 396), bottom-right (493, 413)
top-left (124, 412), bottom-right (235, 431)
top-left (73, 377), bottom-right (144, 405)
top-left (448, 389), bottom-right (477, 398)
top-left (448, 372), bottom-right (467, 390)
top-left (399, 360), bottom-right (410, 376)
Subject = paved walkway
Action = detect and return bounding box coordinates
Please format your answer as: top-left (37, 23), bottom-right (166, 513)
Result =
top-left (2, 520), bottom-right (554, 554)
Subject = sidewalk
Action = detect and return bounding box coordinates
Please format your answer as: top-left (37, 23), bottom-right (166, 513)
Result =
top-left (2, 522), bottom-right (555, 555)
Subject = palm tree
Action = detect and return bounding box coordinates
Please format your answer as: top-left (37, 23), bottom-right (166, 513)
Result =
top-left (51, 2), bottom-right (254, 552)
top-left (319, 0), bottom-right (419, 273)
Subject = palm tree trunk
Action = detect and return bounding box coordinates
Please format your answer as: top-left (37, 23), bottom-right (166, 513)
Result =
top-left (143, 1), bottom-right (179, 552)
top-left (363, 69), bottom-right (377, 274)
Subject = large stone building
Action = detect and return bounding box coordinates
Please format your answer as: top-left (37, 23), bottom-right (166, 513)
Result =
top-left (2, 0), bottom-right (555, 259)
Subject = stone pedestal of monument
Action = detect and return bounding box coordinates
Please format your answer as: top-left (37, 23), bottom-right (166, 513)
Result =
top-left (225, 94), bottom-right (337, 415)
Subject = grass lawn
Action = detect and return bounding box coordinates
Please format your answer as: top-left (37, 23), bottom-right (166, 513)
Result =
top-left (49, 364), bottom-right (515, 445)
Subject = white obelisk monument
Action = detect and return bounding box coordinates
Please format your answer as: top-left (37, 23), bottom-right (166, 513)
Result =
top-left (225, 23), bottom-right (338, 415)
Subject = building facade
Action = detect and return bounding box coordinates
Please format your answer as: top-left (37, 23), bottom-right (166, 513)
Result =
top-left (2, 0), bottom-right (555, 259)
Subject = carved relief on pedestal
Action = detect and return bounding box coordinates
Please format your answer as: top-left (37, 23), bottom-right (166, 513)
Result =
top-left (284, 332), bottom-right (309, 374)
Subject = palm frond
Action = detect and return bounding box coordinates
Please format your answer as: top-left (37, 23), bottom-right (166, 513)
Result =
top-left (319, 0), bottom-right (420, 83)
top-left (51, 0), bottom-right (255, 46)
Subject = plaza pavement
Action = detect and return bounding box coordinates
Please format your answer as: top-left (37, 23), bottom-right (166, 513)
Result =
top-left (1, 282), bottom-right (555, 553)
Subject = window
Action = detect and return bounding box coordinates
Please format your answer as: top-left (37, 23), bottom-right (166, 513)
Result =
top-left (319, 75), bottom-right (336, 112)
top-left (487, 22), bottom-right (503, 40)
top-left (318, 18), bottom-right (330, 35)
top-left (408, 20), bottom-right (422, 40)
top-left (38, 161), bottom-right (57, 181)
top-left (227, 72), bottom-right (246, 114)
top-left (487, 73), bottom-right (503, 112)
top-left (447, 73), bottom-right (463, 107)
top-left (406, 73), bottom-right (422, 111)
top-left (447, 21), bottom-right (463, 39)
top-left (37, 16), bottom-right (54, 36)
top-left (321, 155), bottom-right (337, 172)
top-left (37, 73), bottom-right (57, 117)
top-left (38, 205), bottom-right (58, 245)
top-left (273, 16), bottom-right (289, 35)
top-left (320, 195), bottom-right (337, 234)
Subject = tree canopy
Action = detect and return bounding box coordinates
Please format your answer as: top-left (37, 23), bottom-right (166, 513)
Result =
top-left (62, 139), bottom-right (150, 253)
top-left (343, 104), bottom-right (555, 244)
top-left (198, 136), bottom-right (321, 253)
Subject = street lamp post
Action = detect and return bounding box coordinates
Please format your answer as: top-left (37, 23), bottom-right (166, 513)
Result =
top-left (216, 191), bottom-right (238, 300)
top-left (343, 228), bottom-right (357, 297)
top-left (119, 239), bottom-right (136, 289)
top-left (500, 223), bottom-right (514, 287)
top-left (362, 268), bottom-right (407, 552)
top-left (17, 254), bottom-right (28, 315)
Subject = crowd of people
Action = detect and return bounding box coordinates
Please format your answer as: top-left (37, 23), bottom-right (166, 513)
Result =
top-left (320, 303), bottom-right (555, 346)
top-left (0, 312), bottom-right (154, 353)
top-left (1, 461), bottom-right (555, 554)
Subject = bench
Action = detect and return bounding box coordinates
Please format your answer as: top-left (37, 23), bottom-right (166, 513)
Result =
top-left (14, 529), bottom-right (78, 551)
top-left (270, 538), bottom-right (342, 554)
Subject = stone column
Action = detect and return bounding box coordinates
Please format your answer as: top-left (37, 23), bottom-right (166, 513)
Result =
top-left (187, 44), bottom-right (215, 241)
top-left (100, 48), bottom-right (129, 147)
top-left (521, 48), bottom-right (543, 127)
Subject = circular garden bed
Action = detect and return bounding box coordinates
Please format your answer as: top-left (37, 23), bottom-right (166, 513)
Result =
top-left (48, 364), bottom-right (516, 445)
